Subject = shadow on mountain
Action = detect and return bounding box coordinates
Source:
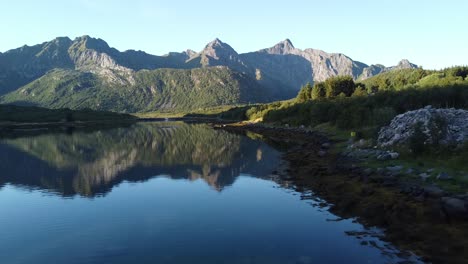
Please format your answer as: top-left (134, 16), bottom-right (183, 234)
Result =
top-left (0, 122), bottom-right (280, 197)
top-left (241, 53), bottom-right (314, 94)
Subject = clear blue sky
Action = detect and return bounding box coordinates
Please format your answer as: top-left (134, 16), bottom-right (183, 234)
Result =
top-left (1, 0), bottom-right (466, 69)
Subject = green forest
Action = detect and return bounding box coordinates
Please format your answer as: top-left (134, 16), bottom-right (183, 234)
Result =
top-left (212, 67), bottom-right (468, 132)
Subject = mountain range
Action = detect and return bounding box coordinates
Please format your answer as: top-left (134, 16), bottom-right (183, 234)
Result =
top-left (0, 36), bottom-right (417, 112)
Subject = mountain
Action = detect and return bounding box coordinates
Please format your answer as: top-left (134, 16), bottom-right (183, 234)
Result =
top-left (1, 67), bottom-right (270, 112)
top-left (357, 59), bottom-right (419, 80)
top-left (0, 36), bottom-right (417, 112)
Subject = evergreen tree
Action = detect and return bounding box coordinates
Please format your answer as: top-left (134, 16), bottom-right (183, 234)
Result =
top-left (311, 82), bottom-right (326, 100)
top-left (325, 75), bottom-right (355, 98)
top-left (352, 84), bottom-right (367, 97)
top-left (296, 82), bottom-right (313, 102)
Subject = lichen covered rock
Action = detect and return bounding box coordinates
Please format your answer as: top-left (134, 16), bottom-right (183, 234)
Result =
top-left (378, 106), bottom-right (468, 147)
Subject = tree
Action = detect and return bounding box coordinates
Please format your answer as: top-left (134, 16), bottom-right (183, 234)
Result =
top-left (352, 84), bottom-right (367, 97)
top-left (296, 82), bottom-right (313, 102)
top-left (311, 82), bottom-right (326, 100)
top-left (324, 75), bottom-right (355, 98)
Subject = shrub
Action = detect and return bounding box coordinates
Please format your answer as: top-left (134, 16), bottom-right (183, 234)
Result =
top-left (428, 114), bottom-right (447, 146)
top-left (311, 82), bottom-right (326, 100)
top-left (409, 121), bottom-right (428, 155)
top-left (325, 75), bottom-right (355, 98)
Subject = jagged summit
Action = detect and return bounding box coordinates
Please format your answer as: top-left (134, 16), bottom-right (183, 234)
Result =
top-left (198, 38), bottom-right (239, 61)
top-left (52, 36), bottom-right (72, 43)
top-left (72, 35), bottom-right (111, 52)
top-left (259, 38), bottom-right (297, 55)
top-left (205, 38), bottom-right (224, 48)
top-left (397, 59), bottom-right (418, 69)
top-left (0, 35), bottom-right (419, 112)
top-left (185, 49), bottom-right (197, 57)
top-left (203, 38), bottom-right (236, 52)
top-left (282, 38), bottom-right (295, 48)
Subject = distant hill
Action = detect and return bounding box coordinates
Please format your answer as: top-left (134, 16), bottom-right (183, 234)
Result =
top-left (0, 35), bottom-right (417, 112)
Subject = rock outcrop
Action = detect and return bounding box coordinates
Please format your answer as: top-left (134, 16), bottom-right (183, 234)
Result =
top-left (378, 106), bottom-right (468, 147)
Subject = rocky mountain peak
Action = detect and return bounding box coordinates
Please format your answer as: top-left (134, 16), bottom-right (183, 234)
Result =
top-left (282, 38), bottom-right (295, 49)
top-left (397, 59), bottom-right (418, 69)
top-left (200, 38), bottom-right (238, 60)
top-left (265, 39), bottom-right (296, 55)
top-left (204, 38), bottom-right (236, 52)
top-left (185, 49), bottom-right (197, 58)
top-left (52, 36), bottom-right (72, 44)
top-left (72, 35), bottom-right (111, 52)
top-left (206, 38), bottom-right (223, 47)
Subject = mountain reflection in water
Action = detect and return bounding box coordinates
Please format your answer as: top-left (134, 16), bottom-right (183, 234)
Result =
top-left (0, 122), bottom-right (280, 197)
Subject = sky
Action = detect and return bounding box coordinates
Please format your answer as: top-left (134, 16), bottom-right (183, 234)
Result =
top-left (0, 0), bottom-right (466, 69)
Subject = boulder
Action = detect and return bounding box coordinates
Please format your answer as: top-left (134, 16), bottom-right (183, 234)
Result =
top-left (437, 172), bottom-right (452, 180)
top-left (318, 150), bottom-right (327, 157)
top-left (442, 197), bottom-right (467, 218)
top-left (378, 106), bottom-right (468, 147)
top-left (363, 168), bottom-right (374, 176)
top-left (377, 153), bottom-right (392, 161)
top-left (419, 173), bottom-right (431, 181)
top-left (424, 185), bottom-right (445, 198)
top-left (386, 165), bottom-right (403, 173)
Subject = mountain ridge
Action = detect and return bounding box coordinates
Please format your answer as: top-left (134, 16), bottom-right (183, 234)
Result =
top-left (0, 36), bottom-right (418, 112)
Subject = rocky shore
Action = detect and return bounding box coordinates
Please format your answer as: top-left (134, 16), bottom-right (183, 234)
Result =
top-left (215, 122), bottom-right (468, 264)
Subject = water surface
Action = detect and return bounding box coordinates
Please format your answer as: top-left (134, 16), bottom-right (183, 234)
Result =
top-left (0, 122), bottom-right (417, 263)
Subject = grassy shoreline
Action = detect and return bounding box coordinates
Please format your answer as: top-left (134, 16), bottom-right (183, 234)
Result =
top-left (0, 104), bottom-right (137, 138)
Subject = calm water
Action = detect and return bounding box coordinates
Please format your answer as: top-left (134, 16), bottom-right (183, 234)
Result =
top-left (0, 122), bottom-right (417, 264)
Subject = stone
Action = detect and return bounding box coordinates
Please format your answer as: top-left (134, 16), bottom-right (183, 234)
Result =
top-left (441, 197), bottom-right (467, 217)
top-left (378, 107), bottom-right (468, 147)
top-left (389, 152), bottom-right (399, 159)
top-left (356, 139), bottom-right (366, 147)
top-left (437, 172), bottom-right (452, 180)
top-left (406, 168), bottom-right (414, 175)
top-left (419, 173), bottom-right (431, 181)
top-left (363, 168), bottom-right (373, 176)
top-left (377, 153), bottom-right (392, 161)
top-left (321, 143), bottom-right (331, 149)
top-left (423, 185), bottom-right (444, 198)
top-left (318, 150), bottom-right (327, 157)
top-left (386, 165), bottom-right (403, 172)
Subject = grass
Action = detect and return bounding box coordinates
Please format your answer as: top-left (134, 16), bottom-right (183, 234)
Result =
top-left (307, 122), bottom-right (468, 193)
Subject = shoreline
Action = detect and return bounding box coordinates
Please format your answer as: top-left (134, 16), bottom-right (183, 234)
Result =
top-left (214, 122), bottom-right (468, 264)
top-left (0, 119), bottom-right (136, 138)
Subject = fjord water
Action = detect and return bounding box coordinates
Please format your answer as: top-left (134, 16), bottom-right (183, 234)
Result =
top-left (0, 122), bottom-right (412, 264)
